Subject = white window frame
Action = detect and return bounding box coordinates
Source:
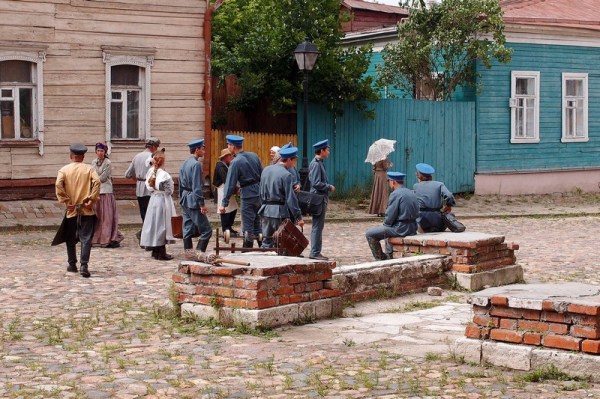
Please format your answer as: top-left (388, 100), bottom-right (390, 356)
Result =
top-left (102, 47), bottom-right (154, 150)
top-left (0, 47), bottom-right (47, 155)
top-left (561, 72), bottom-right (588, 143)
top-left (510, 71), bottom-right (540, 144)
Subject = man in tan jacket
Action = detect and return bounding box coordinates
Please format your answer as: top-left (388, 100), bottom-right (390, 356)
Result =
top-left (55, 144), bottom-right (101, 277)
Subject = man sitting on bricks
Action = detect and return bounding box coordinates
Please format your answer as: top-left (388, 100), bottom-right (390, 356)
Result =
top-left (365, 171), bottom-right (419, 260)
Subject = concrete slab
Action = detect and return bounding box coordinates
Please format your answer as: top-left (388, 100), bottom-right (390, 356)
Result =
top-left (470, 283), bottom-right (600, 309)
top-left (451, 264), bottom-right (524, 291)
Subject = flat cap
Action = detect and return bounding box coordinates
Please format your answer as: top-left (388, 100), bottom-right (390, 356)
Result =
top-left (226, 134), bottom-right (244, 146)
top-left (313, 139), bottom-right (329, 150)
top-left (219, 148), bottom-right (231, 159)
top-left (387, 171), bottom-right (406, 182)
top-left (145, 137), bottom-right (161, 147)
top-left (416, 163), bottom-right (435, 175)
top-left (188, 139), bottom-right (205, 150)
top-left (279, 146), bottom-right (298, 160)
top-left (69, 144), bottom-right (88, 155)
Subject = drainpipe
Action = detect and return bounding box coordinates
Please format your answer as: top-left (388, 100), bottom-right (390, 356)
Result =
top-left (202, 0), bottom-right (225, 184)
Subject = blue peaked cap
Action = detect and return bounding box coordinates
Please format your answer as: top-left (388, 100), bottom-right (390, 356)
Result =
top-left (416, 163), bottom-right (435, 175)
top-left (387, 171), bottom-right (406, 182)
top-left (279, 146), bottom-right (298, 159)
top-left (281, 142), bottom-right (293, 150)
top-left (313, 139), bottom-right (329, 150)
top-left (226, 134), bottom-right (244, 146)
top-left (188, 139), bottom-right (205, 150)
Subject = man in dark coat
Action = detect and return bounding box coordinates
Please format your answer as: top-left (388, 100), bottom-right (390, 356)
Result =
top-left (308, 139), bottom-right (335, 260)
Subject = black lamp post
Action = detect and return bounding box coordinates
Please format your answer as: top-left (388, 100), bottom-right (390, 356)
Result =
top-left (294, 38), bottom-right (319, 191)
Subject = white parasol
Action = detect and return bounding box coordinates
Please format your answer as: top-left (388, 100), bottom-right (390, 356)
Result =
top-left (365, 138), bottom-right (396, 165)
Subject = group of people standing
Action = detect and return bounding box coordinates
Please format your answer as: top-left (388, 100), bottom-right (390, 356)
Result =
top-left (365, 162), bottom-right (455, 261)
top-left (52, 133), bottom-right (339, 277)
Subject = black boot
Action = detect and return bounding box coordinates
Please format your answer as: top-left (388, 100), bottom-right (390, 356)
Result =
top-left (80, 264), bottom-right (91, 278)
top-left (242, 231), bottom-right (253, 250)
top-left (151, 247), bottom-right (159, 259)
top-left (367, 238), bottom-right (388, 261)
top-left (156, 245), bottom-right (173, 261)
top-left (183, 238), bottom-right (193, 250)
top-left (197, 240), bottom-right (209, 253)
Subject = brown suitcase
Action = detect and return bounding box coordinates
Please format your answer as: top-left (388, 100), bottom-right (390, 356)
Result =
top-left (274, 219), bottom-right (308, 256)
top-left (171, 215), bottom-right (183, 239)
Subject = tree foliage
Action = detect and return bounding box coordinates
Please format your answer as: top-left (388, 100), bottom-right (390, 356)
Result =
top-left (211, 0), bottom-right (379, 115)
top-left (377, 0), bottom-right (512, 100)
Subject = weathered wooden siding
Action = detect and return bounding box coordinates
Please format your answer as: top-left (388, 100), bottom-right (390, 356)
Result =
top-left (301, 99), bottom-right (475, 194)
top-left (476, 42), bottom-right (600, 173)
top-left (0, 0), bottom-right (207, 181)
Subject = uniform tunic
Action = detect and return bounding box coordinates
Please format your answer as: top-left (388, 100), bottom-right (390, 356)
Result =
top-left (308, 156), bottom-right (333, 257)
top-left (179, 156), bottom-right (212, 242)
top-left (222, 151), bottom-right (263, 237)
top-left (413, 180), bottom-right (455, 232)
top-left (365, 186), bottom-right (419, 255)
top-left (258, 164), bottom-right (303, 248)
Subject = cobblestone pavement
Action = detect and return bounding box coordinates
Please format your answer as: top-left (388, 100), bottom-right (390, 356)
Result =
top-left (1, 194), bottom-right (600, 398)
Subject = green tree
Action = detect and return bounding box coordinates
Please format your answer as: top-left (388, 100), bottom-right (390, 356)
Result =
top-left (377, 0), bottom-right (512, 100)
top-left (211, 0), bottom-right (379, 115)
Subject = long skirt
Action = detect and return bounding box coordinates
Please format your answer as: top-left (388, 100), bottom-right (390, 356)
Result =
top-left (92, 193), bottom-right (124, 247)
top-left (140, 192), bottom-right (177, 247)
top-left (368, 170), bottom-right (389, 215)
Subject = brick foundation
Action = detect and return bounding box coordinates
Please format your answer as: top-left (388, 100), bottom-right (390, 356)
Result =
top-left (466, 284), bottom-right (600, 355)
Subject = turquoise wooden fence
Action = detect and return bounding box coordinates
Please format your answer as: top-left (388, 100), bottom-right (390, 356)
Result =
top-left (298, 99), bottom-right (476, 194)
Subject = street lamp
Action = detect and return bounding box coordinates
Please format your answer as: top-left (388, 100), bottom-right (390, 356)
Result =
top-left (294, 38), bottom-right (319, 191)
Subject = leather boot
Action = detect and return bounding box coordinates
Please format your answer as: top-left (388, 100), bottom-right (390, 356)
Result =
top-left (156, 245), bottom-right (173, 261)
top-left (197, 239), bottom-right (209, 253)
top-left (151, 247), bottom-right (159, 259)
top-left (367, 238), bottom-right (388, 261)
top-left (183, 237), bottom-right (193, 250)
top-left (242, 231), bottom-right (253, 250)
top-left (80, 264), bottom-right (91, 278)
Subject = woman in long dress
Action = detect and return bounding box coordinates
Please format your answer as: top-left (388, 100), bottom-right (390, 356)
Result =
top-left (91, 142), bottom-right (124, 247)
top-left (368, 158), bottom-right (392, 216)
top-left (140, 149), bottom-right (177, 260)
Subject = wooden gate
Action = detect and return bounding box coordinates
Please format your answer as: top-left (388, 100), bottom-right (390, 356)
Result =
top-left (299, 99), bottom-right (476, 193)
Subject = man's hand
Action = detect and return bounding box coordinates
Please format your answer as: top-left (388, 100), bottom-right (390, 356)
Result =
top-left (67, 204), bottom-right (76, 211)
top-left (443, 205), bottom-right (452, 213)
top-left (218, 206), bottom-right (226, 214)
top-left (330, 185), bottom-right (336, 193)
top-left (297, 219), bottom-right (304, 228)
top-left (200, 206), bottom-right (208, 215)
top-left (82, 199), bottom-right (93, 209)
top-left (293, 184), bottom-right (300, 193)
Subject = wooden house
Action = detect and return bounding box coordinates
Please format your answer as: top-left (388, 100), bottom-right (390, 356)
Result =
top-left (340, 0), bottom-right (600, 195)
top-left (0, 0), bottom-right (211, 199)
top-left (341, 0), bottom-right (408, 33)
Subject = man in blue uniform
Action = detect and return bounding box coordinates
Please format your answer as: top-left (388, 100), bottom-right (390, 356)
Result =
top-left (281, 142), bottom-right (301, 191)
top-left (365, 171), bottom-right (419, 260)
top-left (258, 146), bottom-right (304, 249)
top-left (179, 139), bottom-right (212, 259)
top-left (413, 163), bottom-right (455, 233)
top-left (308, 139), bottom-right (335, 260)
top-left (219, 134), bottom-right (263, 248)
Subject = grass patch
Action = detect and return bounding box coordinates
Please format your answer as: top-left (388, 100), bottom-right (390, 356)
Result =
top-left (514, 364), bottom-right (590, 383)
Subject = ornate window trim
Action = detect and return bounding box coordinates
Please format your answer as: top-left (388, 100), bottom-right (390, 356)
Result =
top-left (0, 43), bottom-right (47, 155)
top-left (102, 46), bottom-right (155, 152)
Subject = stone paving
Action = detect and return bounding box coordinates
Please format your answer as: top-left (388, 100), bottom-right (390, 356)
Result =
top-left (1, 193), bottom-right (600, 398)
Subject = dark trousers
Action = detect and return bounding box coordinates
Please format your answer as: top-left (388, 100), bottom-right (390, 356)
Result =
top-left (240, 196), bottom-right (262, 236)
top-left (220, 209), bottom-right (237, 232)
top-left (137, 196), bottom-right (150, 221)
top-left (65, 215), bottom-right (96, 267)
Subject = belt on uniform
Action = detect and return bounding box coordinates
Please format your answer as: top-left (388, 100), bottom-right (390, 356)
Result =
top-left (420, 208), bottom-right (440, 212)
top-left (136, 178), bottom-right (146, 181)
top-left (262, 200), bottom-right (285, 205)
top-left (240, 181), bottom-right (258, 188)
top-left (399, 219), bottom-right (416, 223)
top-left (181, 186), bottom-right (192, 191)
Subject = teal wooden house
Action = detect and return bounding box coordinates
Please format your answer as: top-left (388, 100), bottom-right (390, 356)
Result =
top-left (336, 0), bottom-right (600, 195)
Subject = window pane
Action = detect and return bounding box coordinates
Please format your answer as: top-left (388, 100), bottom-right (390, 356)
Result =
top-left (111, 65), bottom-right (139, 86)
top-left (515, 77), bottom-right (534, 95)
top-left (19, 88), bottom-right (33, 138)
top-left (0, 61), bottom-right (31, 83)
top-left (516, 108), bottom-right (524, 137)
top-left (126, 90), bottom-right (139, 138)
top-left (566, 79), bottom-right (583, 97)
top-left (576, 106), bottom-right (584, 137)
top-left (1, 100), bottom-right (15, 139)
top-left (111, 102), bottom-right (122, 138)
